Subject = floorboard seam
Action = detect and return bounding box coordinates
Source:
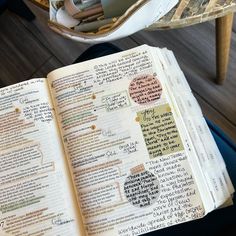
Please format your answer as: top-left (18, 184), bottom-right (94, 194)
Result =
top-left (27, 56), bottom-right (54, 79)
top-left (18, 16), bottom-right (66, 66)
top-left (129, 35), bottom-right (144, 45)
top-left (192, 88), bottom-right (236, 127)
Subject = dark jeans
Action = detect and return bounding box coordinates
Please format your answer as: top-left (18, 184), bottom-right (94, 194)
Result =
top-left (74, 43), bottom-right (236, 236)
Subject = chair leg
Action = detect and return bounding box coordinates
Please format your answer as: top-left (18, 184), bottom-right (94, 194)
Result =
top-left (215, 13), bottom-right (234, 85)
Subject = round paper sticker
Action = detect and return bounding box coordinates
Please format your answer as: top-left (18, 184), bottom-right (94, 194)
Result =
top-left (124, 170), bottom-right (160, 208)
top-left (129, 74), bottom-right (162, 105)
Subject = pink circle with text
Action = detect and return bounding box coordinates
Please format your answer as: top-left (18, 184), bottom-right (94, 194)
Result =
top-left (129, 75), bottom-right (162, 105)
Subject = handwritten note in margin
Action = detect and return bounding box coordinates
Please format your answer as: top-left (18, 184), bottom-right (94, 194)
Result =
top-left (137, 104), bottom-right (184, 158)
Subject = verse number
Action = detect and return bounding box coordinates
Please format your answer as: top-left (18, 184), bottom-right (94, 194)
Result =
top-left (0, 221), bottom-right (4, 228)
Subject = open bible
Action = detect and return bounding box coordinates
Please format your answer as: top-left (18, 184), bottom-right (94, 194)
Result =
top-left (0, 45), bottom-right (234, 236)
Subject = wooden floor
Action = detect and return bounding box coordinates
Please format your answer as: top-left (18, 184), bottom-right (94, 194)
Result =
top-left (0, 1), bottom-right (236, 143)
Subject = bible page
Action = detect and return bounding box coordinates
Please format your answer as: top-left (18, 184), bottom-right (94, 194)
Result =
top-left (155, 48), bottom-right (234, 208)
top-left (0, 79), bottom-right (84, 236)
top-left (48, 45), bottom-right (209, 236)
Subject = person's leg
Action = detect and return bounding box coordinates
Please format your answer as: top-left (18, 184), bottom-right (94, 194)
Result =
top-left (73, 43), bottom-right (121, 64)
top-left (206, 119), bottom-right (236, 182)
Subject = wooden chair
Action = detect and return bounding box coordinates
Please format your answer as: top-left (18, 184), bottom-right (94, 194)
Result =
top-left (148, 0), bottom-right (236, 84)
top-left (30, 0), bottom-right (236, 84)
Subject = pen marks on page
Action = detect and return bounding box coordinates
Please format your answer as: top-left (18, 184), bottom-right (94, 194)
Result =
top-left (124, 164), bottom-right (160, 208)
top-left (0, 110), bottom-right (36, 152)
top-left (0, 174), bottom-right (49, 214)
top-left (79, 183), bottom-right (122, 218)
top-left (93, 50), bottom-right (153, 85)
top-left (0, 143), bottom-right (54, 187)
top-left (52, 214), bottom-right (75, 226)
top-left (22, 102), bottom-right (53, 123)
top-left (129, 74), bottom-right (162, 105)
top-left (0, 145), bottom-right (55, 214)
top-left (102, 91), bottom-right (131, 112)
top-left (119, 141), bottom-right (139, 154)
top-left (137, 104), bottom-right (184, 158)
top-left (74, 159), bottom-right (122, 190)
top-left (0, 220), bottom-right (4, 229)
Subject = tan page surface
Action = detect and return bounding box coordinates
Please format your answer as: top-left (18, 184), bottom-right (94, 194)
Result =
top-left (0, 79), bottom-right (83, 236)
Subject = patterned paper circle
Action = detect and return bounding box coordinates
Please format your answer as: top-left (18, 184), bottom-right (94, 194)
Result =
top-left (129, 75), bottom-right (162, 105)
top-left (124, 170), bottom-right (160, 208)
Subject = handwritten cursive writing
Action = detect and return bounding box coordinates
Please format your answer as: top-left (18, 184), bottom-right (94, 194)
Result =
top-left (52, 216), bottom-right (74, 226)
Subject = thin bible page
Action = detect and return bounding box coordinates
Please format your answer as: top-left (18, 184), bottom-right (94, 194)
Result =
top-left (157, 48), bottom-right (234, 208)
top-left (0, 79), bottom-right (83, 236)
top-left (48, 45), bottom-right (205, 236)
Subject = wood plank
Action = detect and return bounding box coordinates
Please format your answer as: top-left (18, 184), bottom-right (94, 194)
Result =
top-left (112, 38), bottom-right (139, 50)
top-left (131, 21), bottom-right (236, 126)
top-left (21, 0), bottom-right (89, 65)
top-left (194, 92), bottom-right (236, 143)
top-left (30, 40), bottom-right (138, 77)
top-left (0, 10), bottom-right (51, 87)
top-left (20, 1), bottom-right (139, 65)
top-left (1, 3), bottom-right (235, 144)
top-left (32, 56), bottom-right (63, 78)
